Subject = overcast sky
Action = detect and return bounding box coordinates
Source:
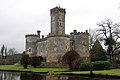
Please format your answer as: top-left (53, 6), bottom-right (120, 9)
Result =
top-left (0, 0), bottom-right (120, 53)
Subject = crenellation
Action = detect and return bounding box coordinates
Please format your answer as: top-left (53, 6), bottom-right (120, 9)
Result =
top-left (25, 34), bottom-right (39, 37)
top-left (50, 6), bottom-right (66, 15)
top-left (70, 30), bottom-right (89, 35)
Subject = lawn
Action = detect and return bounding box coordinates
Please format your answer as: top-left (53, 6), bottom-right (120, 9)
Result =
top-left (0, 65), bottom-right (120, 76)
top-left (0, 65), bottom-right (69, 72)
top-left (59, 69), bottom-right (120, 76)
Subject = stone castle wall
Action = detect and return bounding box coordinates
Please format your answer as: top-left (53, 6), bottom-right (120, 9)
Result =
top-left (25, 32), bottom-right (89, 62)
top-left (37, 40), bottom-right (47, 57)
top-left (46, 36), bottom-right (70, 62)
top-left (70, 30), bottom-right (89, 60)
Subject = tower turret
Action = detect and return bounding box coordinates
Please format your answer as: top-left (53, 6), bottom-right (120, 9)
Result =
top-left (25, 34), bottom-right (39, 57)
top-left (50, 6), bottom-right (66, 35)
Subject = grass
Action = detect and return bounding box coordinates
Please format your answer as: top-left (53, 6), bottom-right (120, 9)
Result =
top-left (58, 69), bottom-right (120, 76)
top-left (0, 65), bottom-right (69, 72)
top-left (93, 69), bottom-right (120, 76)
top-left (0, 65), bottom-right (120, 76)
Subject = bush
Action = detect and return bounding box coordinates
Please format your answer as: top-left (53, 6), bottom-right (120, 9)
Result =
top-left (62, 50), bottom-right (80, 70)
top-left (92, 61), bottom-right (111, 70)
top-left (79, 62), bottom-right (90, 71)
top-left (78, 61), bottom-right (111, 71)
top-left (116, 58), bottom-right (120, 64)
top-left (20, 52), bottom-right (31, 68)
top-left (31, 56), bottom-right (43, 68)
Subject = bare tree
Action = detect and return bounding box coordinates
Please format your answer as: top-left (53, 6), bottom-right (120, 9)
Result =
top-left (89, 29), bottom-right (97, 50)
top-left (89, 29), bottom-right (98, 77)
top-left (8, 48), bottom-right (18, 64)
top-left (97, 19), bottom-right (120, 62)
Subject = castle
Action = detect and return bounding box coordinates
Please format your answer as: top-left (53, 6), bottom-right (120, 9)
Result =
top-left (25, 6), bottom-right (89, 63)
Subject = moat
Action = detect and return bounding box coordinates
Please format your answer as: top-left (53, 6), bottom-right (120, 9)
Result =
top-left (0, 71), bottom-right (119, 80)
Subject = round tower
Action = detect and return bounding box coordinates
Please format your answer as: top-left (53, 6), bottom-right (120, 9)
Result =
top-left (50, 6), bottom-right (66, 35)
top-left (25, 34), bottom-right (39, 57)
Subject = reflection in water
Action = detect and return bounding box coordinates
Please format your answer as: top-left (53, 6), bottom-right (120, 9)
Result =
top-left (0, 71), bottom-right (119, 80)
top-left (0, 71), bottom-right (20, 80)
top-left (20, 73), bottom-right (43, 80)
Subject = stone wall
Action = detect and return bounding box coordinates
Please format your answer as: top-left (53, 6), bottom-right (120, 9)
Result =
top-left (46, 36), bottom-right (70, 62)
top-left (70, 30), bottom-right (89, 60)
top-left (37, 40), bottom-right (47, 57)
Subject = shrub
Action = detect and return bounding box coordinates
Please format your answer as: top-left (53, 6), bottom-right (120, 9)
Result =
top-left (62, 50), bottom-right (80, 70)
top-left (31, 56), bottom-right (43, 68)
top-left (78, 61), bottom-right (111, 71)
top-left (20, 52), bottom-right (31, 68)
top-left (92, 61), bottom-right (111, 70)
top-left (79, 62), bottom-right (90, 71)
top-left (116, 58), bottom-right (120, 64)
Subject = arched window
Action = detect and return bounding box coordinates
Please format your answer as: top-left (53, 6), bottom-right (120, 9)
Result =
top-left (28, 48), bottom-right (32, 54)
top-left (28, 49), bottom-right (31, 52)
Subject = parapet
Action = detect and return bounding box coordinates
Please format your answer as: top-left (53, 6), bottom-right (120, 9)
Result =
top-left (70, 30), bottom-right (89, 35)
top-left (50, 6), bottom-right (66, 15)
top-left (47, 34), bottom-right (70, 38)
top-left (25, 34), bottom-right (39, 38)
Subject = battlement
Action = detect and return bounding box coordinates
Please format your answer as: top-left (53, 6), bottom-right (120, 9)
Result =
top-left (70, 30), bottom-right (89, 35)
top-left (25, 34), bottom-right (38, 37)
top-left (47, 34), bottom-right (70, 38)
top-left (39, 36), bottom-right (47, 42)
top-left (77, 32), bottom-right (89, 35)
top-left (50, 6), bottom-right (66, 15)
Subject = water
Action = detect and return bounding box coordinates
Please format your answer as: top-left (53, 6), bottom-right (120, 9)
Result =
top-left (0, 71), bottom-right (119, 80)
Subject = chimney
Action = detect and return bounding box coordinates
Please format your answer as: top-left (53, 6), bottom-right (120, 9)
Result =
top-left (86, 30), bottom-right (88, 33)
top-left (42, 35), bottom-right (44, 39)
top-left (73, 30), bottom-right (77, 33)
top-left (37, 30), bottom-right (41, 38)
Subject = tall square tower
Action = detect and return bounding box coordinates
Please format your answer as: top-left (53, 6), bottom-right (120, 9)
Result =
top-left (50, 6), bottom-right (66, 35)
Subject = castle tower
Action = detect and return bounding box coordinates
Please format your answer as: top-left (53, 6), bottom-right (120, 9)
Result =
top-left (70, 30), bottom-right (89, 60)
top-left (25, 33), bottom-right (39, 57)
top-left (50, 6), bottom-right (66, 35)
top-left (46, 6), bottom-right (70, 63)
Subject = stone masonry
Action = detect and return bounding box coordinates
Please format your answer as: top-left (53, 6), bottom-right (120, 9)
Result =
top-left (25, 6), bottom-right (89, 63)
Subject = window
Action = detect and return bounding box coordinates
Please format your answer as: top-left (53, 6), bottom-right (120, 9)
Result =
top-left (28, 49), bottom-right (31, 52)
top-left (59, 22), bottom-right (62, 27)
top-left (72, 42), bottom-right (74, 45)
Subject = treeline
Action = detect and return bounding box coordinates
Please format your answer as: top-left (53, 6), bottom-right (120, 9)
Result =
top-left (0, 44), bottom-right (22, 65)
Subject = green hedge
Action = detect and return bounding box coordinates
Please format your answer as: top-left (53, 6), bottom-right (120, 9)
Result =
top-left (78, 61), bottom-right (110, 71)
top-left (92, 61), bottom-right (111, 70)
top-left (116, 58), bottom-right (120, 64)
top-left (79, 62), bottom-right (90, 71)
